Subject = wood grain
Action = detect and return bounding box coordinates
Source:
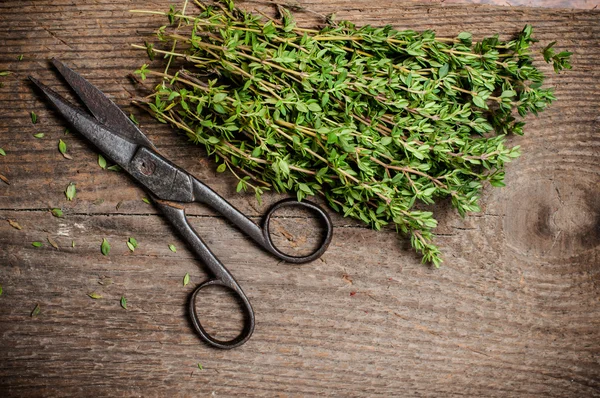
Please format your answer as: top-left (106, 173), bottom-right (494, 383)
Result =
top-left (0, 0), bottom-right (599, 396)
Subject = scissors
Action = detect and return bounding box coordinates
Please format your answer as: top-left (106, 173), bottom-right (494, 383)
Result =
top-left (29, 59), bottom-right (333, 349)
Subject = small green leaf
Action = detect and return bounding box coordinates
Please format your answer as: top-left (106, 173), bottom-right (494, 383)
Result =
top-left (126, 241), bottom-right (135, 252)
top-left (216, 163), bottom-right (227, 173)
top-left (457, 32), bottom-right (472, 41)
top-left (307, 103), bottom-right (322, 112)
top-left (33, 133), bottom-right (44, 139)
top-left (128, 237), bottom-right (138, 251)
top-left (129, 113), bottom-right (139, 125)
top-left (31, 304), bottom-right (41, 317)
top-left (438, 63), bottom-right (449, 79)
top-left (197, 363), bottom-right (203, 370)
top-left (120, 296), bottom-right (127, 309)
top-left (58, 139), bottom-right (67, 155)
top-left (107, 165), bottom-right (122, 172)
top-left (0, 148), bottom-right (5, 156)
top-left (183, 273), bottom-right (190, 286)
top-left (472, 95), bottom-right (486, 108)
top-left (98, 154), bottom-right (107, 169)
top-left (65, 183), bottom-right (76, 201)
top-left (30, 111), bottom-right (38, 124)
top-left (0, 71), bottom-right (12, 76)
top-left (17, 54), bottom-right (23, 61)
top-left (208, 136), bottom-right (220, 144)
top-left (72, 240), bottom-right (75, 248)
top-left (101, 238), bottom-right (110, 256)
top-left (380, 136), bottom-right (392, 146)
top-left (51, 208), bottom-right (63, 218)
top-left (168, 244), bottom-right (177, 253)
top-left (236, 180), bottom-right (245, 192)
top-left (64, 128), bottom-right (70, 135)
top-left (88, 292), bottom-right (102, 299)
top-left (0, 284), bottom-right (2, 296)
top-left (213, 93), bottom-right (227, 103)
top-left (296, 102), bottom-right (308, 113)
top-left (32, 241), bottom-right (43, 248)
top-left (142, 197), bottom-right (151, 204)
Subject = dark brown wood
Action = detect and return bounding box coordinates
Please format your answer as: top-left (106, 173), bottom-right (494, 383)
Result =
top-left (0, 0), bottom-right (599, 396)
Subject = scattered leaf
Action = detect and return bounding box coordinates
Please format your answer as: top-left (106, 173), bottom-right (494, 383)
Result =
top-left (51, 208), bottom-right (63, 218)
top-left (0, 71), bottom-right (12, 76)
top-left (65, 183), bottom-right (76, 201)
top-left (88, 292), bottom-right (102, 299)
top-left (0, 148), bottom-right (5, 156)
top-left (30, 111), bottom-right (38, 124)
top-left (32, 241), bottom-right (43, 248)
top-left (8, 219), bottom-right (22, 230)
top-left (58, 139), bottom-right (67, 155)
top-left (47, 236), bottom-right (59, 250)
top-left (129, 113), bottom-right (139, 125)
top-left (98, 154), bottom-right (107, 169)
top-left (183, 273), bottom-right (190, 286)
top-left (101, 238), bottom-right (110, 256)
top-left (0, 173), bottom-right (9, 185)
top-left (126, 241), bottom-right (135, 252)
top-left (107, 165), bottom-right (122, 172)
top-left (72, 240), bottom-right (75, 248)
top-left (0, 284), bottom-right (2, 296)
top-left (17, 54), bottom-right (23, 61)
top-left (116, 201), bottom-right (124, 210)
top-left (128, 237), bottom-right (138, 251)
top-left (31, 304), bottom-right (41, 317)
top-left (120, 296), bottom-right (127, 309)
top-left (197, 363), bottom-right (203, 370)
top-left (142, 197), bottom-right (151, 204)
top-left (92, 198), bottom-right (104, 206)
top-left (33, 133), bottom-right (44, 139)
top-left (168, 244), bottom-right (176, 253)
top-left (64, 128), bottom-right (70, 135)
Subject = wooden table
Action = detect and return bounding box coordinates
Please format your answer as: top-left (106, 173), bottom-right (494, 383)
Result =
top-left (1, 0), bottom-right (599, 396)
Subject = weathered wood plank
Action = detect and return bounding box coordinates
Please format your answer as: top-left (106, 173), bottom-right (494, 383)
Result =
top-left (0, 0), bottom-right (599, 396)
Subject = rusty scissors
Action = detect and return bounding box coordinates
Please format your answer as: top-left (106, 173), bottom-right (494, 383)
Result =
top-left (30, 59), bottom-right (333, 349)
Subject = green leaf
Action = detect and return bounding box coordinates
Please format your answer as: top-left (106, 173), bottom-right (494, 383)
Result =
top-left (51, 208), bottom-right (63, 218)
top-left (213, 93), bottom-right (227, 103)
top-left (31, 304), bottom-right (41, 317)
top-left (142, 197), bottom-right (151, 204)
top-left (58, 139), bottom-right (67, 155)
top-left (296, 102), bottom-right (308, 113)
top-left (65, 183), bottom-right (76, 201)
top-left (120, 296), bottom-right (127, 309)
top-left (88, 292), bottom-right (102, 299)
top-left (500, 90), bottom-right (516, 98)
top-left (101, 238), bottom-right (110, 256)
top-left (208, 136), bottom-right (220, 144)
top-left (457, 32), bottom-right (472, 41)
top-left (380, 136), bottom-right (392, 146)
top-left (183, 273), bottom-right (190, 286)
top-left (168, 244), bottom-right (177, 253)
top-left (30, 111), bottom-right (38, 124)
top-left (216, 163), bottom-right (227, 173)
top-left (438, 63), bottom-right (449, 79)
top-left (126, 241), bottom-right (135, 252)
top-left (32, 241), bottom-right (43, 248)
top-left (0, 284), bottom-right (2, 296)
top-left (128, 237), bottom-right (138, 249)
top-left (307, 103), bottom-right (322, 112)
top-left (129, 113), bottom-right (139, 125)
top-left (33, 133), bottom-right (44, 139)
top-left (98, 154), bottom-right (107, 169)
top-left (0, 148), bottom-right (5, 156)
top-left (107, 165), bottom-right (122, 172)
top-left (472, 95), bottom-right (486, 108)
top-left (236, 180), bottom-right (245, 192)
top-left (197, 363), bottom-right (203, 370)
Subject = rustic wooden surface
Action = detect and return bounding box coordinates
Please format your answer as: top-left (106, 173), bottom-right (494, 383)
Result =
top-left (0, 0), bottom-right (599, 396)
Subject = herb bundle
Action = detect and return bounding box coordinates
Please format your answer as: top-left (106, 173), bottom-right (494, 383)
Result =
top-left (132, 1), bottom-right (571, 266)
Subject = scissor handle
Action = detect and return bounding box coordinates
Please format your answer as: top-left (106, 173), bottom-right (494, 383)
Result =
top-left (189, 279), bottom-right (254, 349)
top-left (261, 198), bottom-right (333, 263)
top-left (192, 178), bottom-right (333, 264)
top-left (153, 200), bottom-right (255, 349)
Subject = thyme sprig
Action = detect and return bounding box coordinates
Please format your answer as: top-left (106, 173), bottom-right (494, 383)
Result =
top-left (132, 1), bottom-right (570, 266)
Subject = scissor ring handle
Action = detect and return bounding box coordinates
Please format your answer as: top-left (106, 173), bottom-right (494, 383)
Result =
top-left (262, 198), bottom-right (333, 264)
top-left (189, 279), bottom-right (255, 349)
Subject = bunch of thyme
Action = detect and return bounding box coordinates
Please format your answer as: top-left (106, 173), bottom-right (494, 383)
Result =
top-left (131, 0), bottom-right (571, 266)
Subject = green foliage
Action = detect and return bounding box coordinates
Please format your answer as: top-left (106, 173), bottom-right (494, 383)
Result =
top-left (133, 3), bottom-right (570, 266)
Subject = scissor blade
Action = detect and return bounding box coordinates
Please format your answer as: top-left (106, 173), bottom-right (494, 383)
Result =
top-left (29, 76), bottom-right (139, 169)
top-left (51, 58), bottom-right (156, 150)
